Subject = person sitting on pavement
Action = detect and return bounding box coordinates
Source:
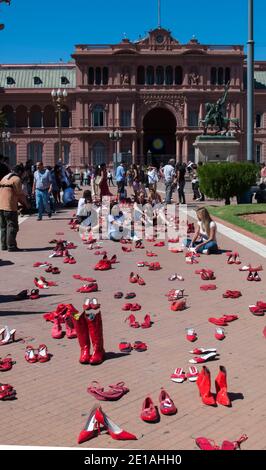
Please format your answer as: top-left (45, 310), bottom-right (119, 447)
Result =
top-left (185, 207), bottom-right (218, 255)
top-left (0, 164), bottom-right (30, 252)
top-left (62, 183), bottom-right (78, 207)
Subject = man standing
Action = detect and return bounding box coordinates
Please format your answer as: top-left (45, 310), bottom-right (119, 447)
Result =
top-left (0, 164), bottom-right (29, 251)
top-left (176, 163), bottom-right (186, 204)
top-left (32, 161), bottom-right (52, 221)
top-left (163, 159), bottom-right (176, 204)
top-left (115, 161), bottom-right (126, 199)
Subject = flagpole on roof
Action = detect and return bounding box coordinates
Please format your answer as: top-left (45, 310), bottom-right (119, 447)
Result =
top-left (158, 0), bottom-right (161, 28)
top-left (247, 0), bottom-right (255, 162)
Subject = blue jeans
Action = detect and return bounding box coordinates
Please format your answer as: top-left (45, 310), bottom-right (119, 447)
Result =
top-left (185, 238), bottom-right (218, 254)
top-left (36, 189), bottom-right (51, 219)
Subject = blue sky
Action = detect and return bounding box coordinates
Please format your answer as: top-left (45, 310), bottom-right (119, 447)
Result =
top-left (0, 0), bottom-right (266, 63)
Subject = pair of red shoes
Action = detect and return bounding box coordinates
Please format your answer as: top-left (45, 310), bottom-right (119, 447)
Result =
top-left (0, 383), bottom-right (16, 401)
top-left (208, 315), bottom-right (238, 326)
top-left (78, 405), bottom-right (137, 444)
top-left (16, 288), bottom-right (40, 300)
top-left (170, 299), bottom-right (186, 311)
top-left (249, 301), bottom-right (266, 316)
top-left (0, 356), bottom-right (15, 372)
top-left (122, 303), bottom-right (141, 311)
top-left (247, 271), bottom-right (261, 281)
top-left (77, 283), bottom-right (98, 293)
top-left (223, 290), bottom-right (242, 299)
top-left (64, 255), bottom-right (76, 264)
top-left (171, 366), bottom-right (199, 383)
top-left (129, 272), bottom-right (145, 285)
top-left (87, 381), bottom-right (129, 401)
top-left (196, 434), bottom-right (248, 450)
top-left (141, 390), bottom-right (177, 422)
top-left (94, 259), bottom-right (112, 271)
top-left (226, 252), bottom-right (241, 264)
top-left (45, 265), bottom-right (60, 274)
top-left (197, 365), bottom-right (231, 407)
top-left (34, 277), bottom-right (57, 289)
top-left (125, 314), bottom-right (151, 328)
top-left (25, 344), bottom-right (50, 363)
top-left (83, 297), bottom-right (100, 311)
top-left (195, 268), bottom-right (215, 280)
top-left (148, 262), bottom-right (161, 271)
top-left (119, 341), bottom-right (147, 352)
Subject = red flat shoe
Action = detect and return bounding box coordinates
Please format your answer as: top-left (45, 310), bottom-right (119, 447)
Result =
top-left (196, 437), bottom-right (220, 450)
top-left (95, 407), bottom-right (137, 440)
top-left (141, 396), bottom-right (160, 422)
top-left (45, 265), bottom-right (53, 273)
top-left (37, 344), bottom-right (50, 363)
top-left (25, 345), bottom-right (38, 363)
top-left (249, 305), bottom-right (264, 316)
top-left (130, 303), bottom-right (141, 311)
top-left (141, 314), bottom-right (152, 328)
top-left (215, 327), bottom-right (226, 341)
top-left (186, 365), bottom-right (199, 382)
top-left (63, 256), bottom-right (70, 264)
top-left (133, 341), bottom-right (147, 352)
top-left (154, 241), bottom-right (165, 247)
top-left (186, 328), bottom-right (197, 342)
top-left (114, 292), bottom-right (123, 299)
top-left (122, 303), bottom-right (132, 311)
top-left (148, 262), bottom-right (161, 271)
top-left (171, 367), bottom-right (187, 383)
top-left (129, 272), bottom-right (138, 284)
top-left (73, 274), bottom-right (81, 280)
top-left (30, 289), bottom-right (40, 300)
top-left (77, 284), bottom-right (98, 293)
top-left (208, 317), bottom-right (228, 326)
top-left (94, 260), bottom-right (111, 271)
top-left (221, 315), bottom-right (238, 322)
top-left (171, 300), bottom-right (186, 311)
top-left (125, 314), bottom-right (140, 328)
top-left (146, 251), bottom-right (157, 257)
top-left (68, 256), bottom-right (76, 264)
top-left (137, 275), bottom-right (146, 286)
top-left (159, 389), bottom-right (177, 415)
top-left (223, 290), bottom-right (242, 299)
top-left (87, 381), bottom-right (129, 401)
top-left (125, 292), bottom-right (136, 300)
top-left (119, 342), bottom-right (132, 353)
top-left (256, 301), bottom-right (266, 310)
top-left (0, 357), bottom-right (15, 372)
top-left (52, 267), bottom-right (60, 274)
top-left (200, 284), bottom-right (217, 291)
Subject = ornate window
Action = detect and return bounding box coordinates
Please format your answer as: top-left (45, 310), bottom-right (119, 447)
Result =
top-left (137, 66), bottom-right (145, 85)
top-left (92, 105), bottom-right (104, 127)
top-left (165, 66), bottom-right (173, 85)
top-left (95, 67), bottom-right (102, 85)
top-left (211, 67), bottom-right (217, 85)
top-left (88, 67), bottom-right (94, 85)
top-left (103, 67), bottom-right (109, 85)
top-left (146, 66), bottom-right (154, 85)
top-left (30, 105), bottom-right (42, 128)
top-left (43, 105), bottom-right (55, 127)
top-left (156, 66), bottom-right (164, 85)
top-left (175, 66), bottom-right (183, 85)
top-left (121, 110), bottom-right (131, 128)
top-left (16, 105), bottom-right (27, 128)
top-left (92, 142), bottom-right (106, 165)
top-left (61, 107), bottom-right (70, 128)
top-left (27, 142), bottom-right (43, 163)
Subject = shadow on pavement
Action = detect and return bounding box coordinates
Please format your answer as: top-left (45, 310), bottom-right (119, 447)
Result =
top-left (0, 260), bottom-right (15, 266)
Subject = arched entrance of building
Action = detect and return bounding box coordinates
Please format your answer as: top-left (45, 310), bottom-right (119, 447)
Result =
top-left (143, 108), bottom-right (176, 166)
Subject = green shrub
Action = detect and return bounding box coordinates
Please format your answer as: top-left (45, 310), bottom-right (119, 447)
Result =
top-left (197, 162), bottom-right (259, 204)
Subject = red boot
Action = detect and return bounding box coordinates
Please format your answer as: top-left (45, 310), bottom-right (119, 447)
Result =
top-left (197, 366), bottom-right (216, 406)
top-left (71, 312), bottom-right (91, 364)
top-left (87, 311), bottom-right (105, 365)
top-left (215, 366), bottom-right (231, 407)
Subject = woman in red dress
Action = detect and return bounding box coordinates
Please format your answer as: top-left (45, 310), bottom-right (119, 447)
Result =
top-left (99, 164), bottom-right (113, 199)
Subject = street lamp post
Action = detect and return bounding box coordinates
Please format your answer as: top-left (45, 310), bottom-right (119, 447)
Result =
top-left (51, 88), bottom-right (68, 163)
top-left (247, 0), bottom-right (255, 162)
top-left (1, 130), bottom-right (11, 156)
top-left (109, 130), bottom-right (122, 170)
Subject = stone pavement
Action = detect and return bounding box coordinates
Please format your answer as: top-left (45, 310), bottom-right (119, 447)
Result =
top-left (0, 207), bottom-right (265, 450)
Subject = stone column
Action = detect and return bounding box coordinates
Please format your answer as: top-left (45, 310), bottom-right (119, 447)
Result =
top-left (199, 103), bottom-right (204, 121)
top-left (183, 135), bottom-right (188, 162)
top-left (115, 98), bottom-right (120, 127)
top-left (184, 99), bottom-right (188, 128)
top-left (27, 109), bottom-right (30, 129)
top-left (176, 135), bottom-right (181, 163)
top-left (132, 136), bottom-right (137, 164)
top-left (131, 102), bottom-right (136, 128)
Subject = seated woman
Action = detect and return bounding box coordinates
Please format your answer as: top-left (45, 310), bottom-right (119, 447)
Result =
top-left (148, 188), bottom-right (162, 206)
top-left (186, 207), bottom-right (218, 254)
top-left (108, 202), bottom-right (140, 242)
top-left (62, 184), bottom-right (77, 207)
top-left (76, 190), bottom-right (92, 224)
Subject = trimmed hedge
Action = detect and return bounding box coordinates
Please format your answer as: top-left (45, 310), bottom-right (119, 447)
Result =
top-left (197, 162), bottom-right (259, 204)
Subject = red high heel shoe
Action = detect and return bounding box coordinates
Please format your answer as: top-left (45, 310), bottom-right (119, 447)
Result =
top-left (221, 434), bottom-right (248, 450)
top-left (141, 314), bottom-right (152, 328)
top-left (95, 407), bottom-right (137, 440)
top-left (37, 344), bottom-right (50, 363)
top-left (125, 314), bottom-right (140, 328)
top-left (78, 405), bottom-right (100, 444)
top-left (0, 327), bottom-right (16, 345)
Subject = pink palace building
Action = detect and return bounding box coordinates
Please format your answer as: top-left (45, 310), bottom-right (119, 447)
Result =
top-left (1, 27), bottom-right (266, 169)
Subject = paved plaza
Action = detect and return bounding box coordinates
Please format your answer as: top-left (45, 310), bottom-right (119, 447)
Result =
top-left (0, 200), bottom-right (265, 450)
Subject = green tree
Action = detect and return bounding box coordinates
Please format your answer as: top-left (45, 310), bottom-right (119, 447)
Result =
top-left (197, 162), bottom-right (259, 205)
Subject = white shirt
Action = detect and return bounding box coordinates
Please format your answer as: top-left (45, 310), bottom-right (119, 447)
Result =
top-left (198, 221), bottom-right (217, 241)
top-left (163, 164), bottom-right (175, 183)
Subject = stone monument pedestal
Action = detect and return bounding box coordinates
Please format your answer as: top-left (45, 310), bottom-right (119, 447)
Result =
top-left (193, 135), bottom-right (240, 164)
